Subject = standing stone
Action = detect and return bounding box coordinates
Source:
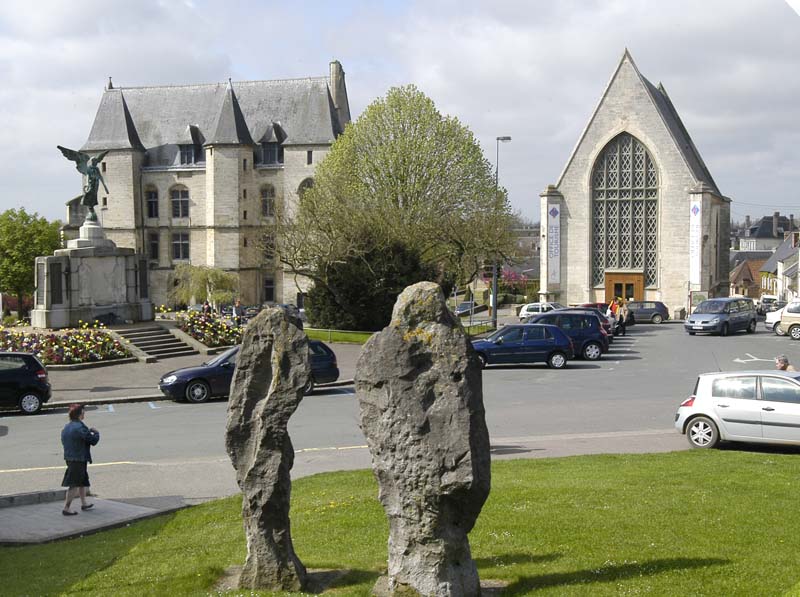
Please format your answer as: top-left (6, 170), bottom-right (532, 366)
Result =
top-left (355, 282), bottom-right (491, 596)
top-left (225, 307), bottom-right (309, 591)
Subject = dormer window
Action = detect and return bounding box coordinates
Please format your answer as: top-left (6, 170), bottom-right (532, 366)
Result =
top-left (179, 144), bottom-right (204, 165)
top-left (257, 142), bottom-right (284, 165)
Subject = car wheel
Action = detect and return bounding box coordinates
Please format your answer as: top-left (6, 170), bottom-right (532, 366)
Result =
top-left (746, 319), bottom-right (756, 334)
top-left (185, 380), bottom-right (210, 403)
top-left (303, 377), bottom-right (315, 396)
top-left (686, 416), bottom-right (720, 449)
top-left (582, 342), bottom-right (602, 361)
top-left (651, 314), bottom-right (663, 324)
top-left (720, 323), bottom-right (729, 337)
top-left (789, 325), bottom-right (800, 340)
top-left (19, 392), bottom-right (42, 415)
top-left (774, 322), bottom-right (787, 337)
top-left (547, 351), bottom-right (567, 369)
top-left (476, 353), bottom-right (488, 369)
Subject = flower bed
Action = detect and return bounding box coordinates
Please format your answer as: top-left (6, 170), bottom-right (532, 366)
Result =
top-left (176, 311), bottom-right (242, 347)
top-left (0, 322), bottom-right (130, 365)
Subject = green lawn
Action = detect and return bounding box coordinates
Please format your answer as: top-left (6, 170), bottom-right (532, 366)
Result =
top-left (4, 451), bottom-right (800, 596)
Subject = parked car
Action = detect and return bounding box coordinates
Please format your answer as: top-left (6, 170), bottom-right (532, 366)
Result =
top-left (471, 324), bottom-right (574, 369)
top-left (569, 306), bottom-right (615, 339)
top-left (454, 301), bottom-right (478, 316)
top-left (676, 370), bottom-right (800, 449)
top-left (757, 294), bottom-right (779, 315)
top-left (158, 341), bottom-right (339, 402)
top-left (766, 300), bottom-right (787, 313)
top-left (525, 309), bottom-right (609, 360)
top-left (765, 304), bottom-right (793, 336)
top-left (684, 297), bottom-right (757, 336)
top-left (0, 352), bottom-right (51, 414)
top-left (778, 302), bottom-right (800, 340)
top-left (626, 300), bottom-right (669, 324)
top-left (518, 302), bottom-right (565, 320)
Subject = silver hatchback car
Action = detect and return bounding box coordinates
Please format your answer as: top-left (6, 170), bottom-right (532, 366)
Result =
top-left (675, 371), bottom-right (800, 448)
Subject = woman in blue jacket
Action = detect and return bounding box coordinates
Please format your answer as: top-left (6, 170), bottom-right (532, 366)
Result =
top-left (61, 403), bottom-right (100, 516)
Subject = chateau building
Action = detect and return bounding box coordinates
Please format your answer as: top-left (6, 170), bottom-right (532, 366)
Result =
top-left (65, 61), bottom-right (351, 308)
top-left (539, 51), bottom-right (731, 314)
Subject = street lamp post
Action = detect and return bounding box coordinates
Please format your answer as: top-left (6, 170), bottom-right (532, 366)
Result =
top-left (492, 136), bottom-right (512, 329)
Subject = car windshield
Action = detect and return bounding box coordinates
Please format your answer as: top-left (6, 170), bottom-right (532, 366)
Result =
top-left (694, 301), bottom-right (726, 314)
top-left (551, 303), bottom-right (565, 309)
top-left (205, 346), bottom-right (239, 366)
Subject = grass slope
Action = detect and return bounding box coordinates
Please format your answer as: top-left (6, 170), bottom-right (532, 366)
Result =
top-left (4, 451), bottom-right (800, 596)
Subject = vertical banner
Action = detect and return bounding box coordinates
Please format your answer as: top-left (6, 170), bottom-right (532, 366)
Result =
top-left (547, 203), bottom-right (561, 285)
top-left (688, 197), bottom-right (702, 285)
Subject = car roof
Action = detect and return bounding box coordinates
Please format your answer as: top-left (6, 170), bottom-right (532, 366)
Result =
top-left (698, 370), bottom-right (800, 380)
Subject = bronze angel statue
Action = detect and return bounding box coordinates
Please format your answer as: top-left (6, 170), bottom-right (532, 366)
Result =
top-left (57, 146), bottom-right (110, 222)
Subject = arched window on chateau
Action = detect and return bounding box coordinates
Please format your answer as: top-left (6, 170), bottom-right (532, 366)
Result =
top-left (591, 133), bottom-right (659, 287)
top-left (298, 178), bottom-right (314, 200)
top-left (170, 185), bottom-right (190, 219)
top-left (261, 185), bottom-right (275, 217)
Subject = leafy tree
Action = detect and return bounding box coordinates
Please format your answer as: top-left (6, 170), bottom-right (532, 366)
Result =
top-left (169, 264), bottom-right (239, 309)
top-left (0, 209), bottom-right (62, 318)
top-left (305, 241), bottom-right (441, 331)
top-left (270, 85), bottom-right (515, 328)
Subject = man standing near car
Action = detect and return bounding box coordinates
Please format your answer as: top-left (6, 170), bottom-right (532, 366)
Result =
top-left (617, 299), bottom-right (629, 336)
top-left (232, 299), bottom-right (243, 327)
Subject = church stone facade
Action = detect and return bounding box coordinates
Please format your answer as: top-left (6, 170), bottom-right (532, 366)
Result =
top-left (539, 51), bottom-right (730, 315)
top-left (67, 61), bottom-right (351, 308)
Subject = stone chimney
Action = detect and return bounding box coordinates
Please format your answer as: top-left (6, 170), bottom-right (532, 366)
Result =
top-left (773, 211), bottom-right (780, 238)
top-left (745, 215), bottom-right (751, 228)
top-left (791, 214), bottom-right (795, 232)
top-left (329, 60), bottom-right (351, 132)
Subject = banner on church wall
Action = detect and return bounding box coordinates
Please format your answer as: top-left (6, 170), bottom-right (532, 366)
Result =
top-left (689, 198), bottom-right (702, 285)
top-left (547, 204), bottom-right (560, 285)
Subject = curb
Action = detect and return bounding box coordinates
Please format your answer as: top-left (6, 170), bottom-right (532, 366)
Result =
top-left (0, 489), bottom-right (66, 508)
top-left (43, 379), bottom-right (355, 409)
top-left (45, 357), bottom-right (140, 371)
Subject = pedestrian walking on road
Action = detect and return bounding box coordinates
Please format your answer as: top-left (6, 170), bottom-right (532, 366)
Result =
top-left (775, 355), bottom-right (797, 372)
top-left (617, 299), bottom-right (629, 336)
top-left (201, 300), bottom-right (213, 316)
top-left (61, 404), bottom-right (100, 516)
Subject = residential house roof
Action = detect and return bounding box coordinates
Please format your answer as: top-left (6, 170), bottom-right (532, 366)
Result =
top-left (761, 235), bottom-right (798, 274)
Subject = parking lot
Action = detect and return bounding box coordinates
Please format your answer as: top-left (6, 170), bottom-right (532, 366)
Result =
top-left (2, 316), bottom-right (799, 501)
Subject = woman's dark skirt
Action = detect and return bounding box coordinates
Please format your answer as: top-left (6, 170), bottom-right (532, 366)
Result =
top-left (62, 460), bottom-right (90, 487)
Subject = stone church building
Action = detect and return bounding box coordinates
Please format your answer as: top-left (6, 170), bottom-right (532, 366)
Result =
top-left (66, 61), bottom-right (351, 308)
top-left (539, 51), bottom-right (730, 315)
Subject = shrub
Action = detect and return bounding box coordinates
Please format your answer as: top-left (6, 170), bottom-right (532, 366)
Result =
top-left (176, 311), bottom-right (241, 347)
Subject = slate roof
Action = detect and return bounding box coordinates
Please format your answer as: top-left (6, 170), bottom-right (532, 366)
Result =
top-left (730, 250), bottom-right (773, 267)
top-left (761, 236), bottom-right (798, 274)
top-left (82, 76), bottom-right (342, 161)
top-left (746, 215), bottom-right (797, 239)
top-left (557, 50), bottom-right (720, 195)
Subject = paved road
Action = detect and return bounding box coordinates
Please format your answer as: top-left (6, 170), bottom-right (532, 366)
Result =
top-left (2, 317), bottom-right (797, 503)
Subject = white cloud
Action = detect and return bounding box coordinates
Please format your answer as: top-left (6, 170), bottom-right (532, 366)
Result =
top-left (0, 0), bottom-right (798, 225)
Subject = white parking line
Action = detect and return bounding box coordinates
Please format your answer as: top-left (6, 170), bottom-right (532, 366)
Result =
top-left (107, 405), bottom-right (115, 413)
top-left (148, 402), bottom-right (160, 410)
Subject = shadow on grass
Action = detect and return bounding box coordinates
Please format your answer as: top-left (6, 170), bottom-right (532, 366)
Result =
top-left (718, 442), bottom-right (800, 456)
top-left (2, 512), bottom-right (176, 597)
top-left (324, 568), bottom-right (382, 590)
top-left (503, 557), bottom-right (729, 594)
top-left (476, 552), bottom-right (562, 568)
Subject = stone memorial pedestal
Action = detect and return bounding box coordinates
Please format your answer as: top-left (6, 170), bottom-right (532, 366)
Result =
top-left (30, 220), bottom-right (153, 329)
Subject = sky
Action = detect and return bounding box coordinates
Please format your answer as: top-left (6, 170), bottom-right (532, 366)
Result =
top-left (0, 0), bottom-right (798, 226)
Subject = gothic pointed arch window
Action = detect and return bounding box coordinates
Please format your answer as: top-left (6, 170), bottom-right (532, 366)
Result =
top-left (591, 133), bottom-right (659, 287)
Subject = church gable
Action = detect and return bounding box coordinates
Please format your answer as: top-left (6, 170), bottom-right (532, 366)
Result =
top-left (557, 50), bottom-right (715, 194)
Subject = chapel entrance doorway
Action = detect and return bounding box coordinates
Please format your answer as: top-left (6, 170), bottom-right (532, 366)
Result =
top-left (604, 273), bottom-right (644, 304)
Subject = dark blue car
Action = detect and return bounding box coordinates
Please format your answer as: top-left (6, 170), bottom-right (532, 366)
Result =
top-left (158, 340), bottom-right (339, 403)
top-left (471, 324), bottom-right (574, 369)
top-left (525, 309), bottom-right (609, 360)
